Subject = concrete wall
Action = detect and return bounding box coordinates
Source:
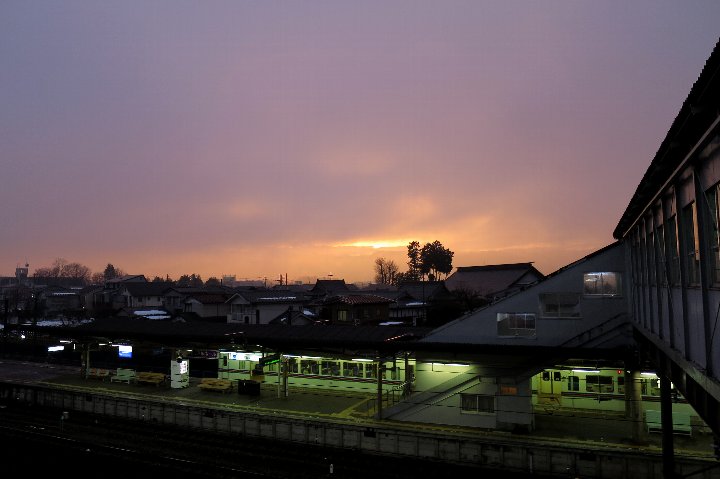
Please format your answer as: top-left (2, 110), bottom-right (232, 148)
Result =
top-left (420, 243), bottom-right (629, 347)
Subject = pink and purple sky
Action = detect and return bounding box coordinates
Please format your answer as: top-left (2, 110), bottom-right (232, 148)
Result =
top-left (2, 2), bottom-right (719, 284)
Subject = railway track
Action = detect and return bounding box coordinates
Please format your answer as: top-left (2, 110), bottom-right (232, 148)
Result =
top-left (0, 401), bottom-right (510, 478)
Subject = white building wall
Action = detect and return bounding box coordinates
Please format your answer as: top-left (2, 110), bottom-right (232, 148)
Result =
top-left (420, 243), bottom-right (629, 347)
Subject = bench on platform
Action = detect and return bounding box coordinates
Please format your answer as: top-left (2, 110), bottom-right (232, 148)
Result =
top-left (645, 410), bottom-right (692, 436)
top-left (136, 371), bottom-right (166, 386)
top-left (110, 368), bottom-right (136, 384)
top-left (86, 368), bottom-right (111, 381)
top-left (198, 378), bottom-right (233, 393)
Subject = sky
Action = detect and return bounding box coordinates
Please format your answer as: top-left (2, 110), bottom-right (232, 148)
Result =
top-left (2, 1), bottom-right (719, 285)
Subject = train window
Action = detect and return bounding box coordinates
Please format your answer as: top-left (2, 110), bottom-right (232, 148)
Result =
top-left (583, 272), bottom-right (622, 297)
top-left (300, 360), bottom-right (319, 375)
top-left (585, 375), bottom-right (614, 393)
top-left (343, 362), bottom-right (363, 377)
top-left (321, 361), bottom-right (340, 376)
top-left (568, 375), bottom-right (579, 391)
top-left (617, 376), bottom-right (625, 394)
top-left (286, 358), bottom-right (299, 374)
top-left (461, 394), bottom-right (495, 414)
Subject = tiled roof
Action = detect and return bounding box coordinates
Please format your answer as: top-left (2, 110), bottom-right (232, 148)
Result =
top-left (122, 282), bottom-right (175, 296)
top-left (323, 294), bottom-right (394, 305)
top-left (185, 292), bottom-right (232, 304)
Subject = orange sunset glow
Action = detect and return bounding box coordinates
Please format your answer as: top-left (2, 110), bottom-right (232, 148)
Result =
top-left (2, 2), bottom-right (719, 284)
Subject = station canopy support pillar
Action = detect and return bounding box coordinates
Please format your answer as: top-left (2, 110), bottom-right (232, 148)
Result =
top-left (660, 374), bottom-right (677, 479)
top-left (376, 360), bottom-right (383, 420)
top-left (625, 368), bottom-right (644, 443)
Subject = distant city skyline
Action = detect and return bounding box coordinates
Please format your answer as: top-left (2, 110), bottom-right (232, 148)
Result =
top-left (2, 2), bottom-right (719, 283)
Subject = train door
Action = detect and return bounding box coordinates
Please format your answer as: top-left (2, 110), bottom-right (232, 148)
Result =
top-left (537, 370), bottom-right (563, 406)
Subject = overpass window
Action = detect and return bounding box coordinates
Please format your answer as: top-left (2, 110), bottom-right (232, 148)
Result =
top-left (667, 216), bottom-right (681, 285)
top-left (583, 272), bottom-right (621, 297)
top-left (705, 183), bottom-right (720, 283)
top-left (682, 202), bottom-right (700, 285)
top-left (539, 293), bottom-right (581, 318)
top-left (461, 394), bottom-right (495, 414)
top-left (656, 225), bottom-right (667, 285)
top-left (497, 313), bottom-right (536, 338)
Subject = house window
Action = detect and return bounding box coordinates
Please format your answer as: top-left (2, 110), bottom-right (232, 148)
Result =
top-left (583, 272), bottom-right (621, 297)
top-left (539, 293), bottom-right (581, 318)
top-left (337, 310), bottom-right (348, 322)
top-left (497, 313), bottom-right (536, 338)
top-left (460, 393), bottom-right (495, 413)
top-left (568, 375), bottom-right (579, 392)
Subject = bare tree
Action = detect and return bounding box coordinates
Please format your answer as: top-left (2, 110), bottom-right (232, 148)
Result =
top-left (33, 258), bottom-right (91, 284)
top-left (374, 258), bottom-right (399, 285)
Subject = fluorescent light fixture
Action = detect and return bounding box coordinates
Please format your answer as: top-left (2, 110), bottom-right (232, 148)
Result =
top-left (572, 369), bottom-right (600, 373)
top-left (59, 340), bottom-right (71, 343)
top-left (641, 372), bottom-right (657, 376)
top-left (352, 358), bottom-right (374, 362)
top-left (444, 363), bottom-right (470, 367)
top-left (301, 356), bottom-right (322, 360)
top-left (47, 346), bottom-right (64, 352)
top-left (283, 354), bottom-right (299, 358)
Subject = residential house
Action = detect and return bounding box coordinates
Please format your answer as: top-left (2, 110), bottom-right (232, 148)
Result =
top-left (315, 294), bottom-right (393, 325)
top-left (227, 289), bottom-right (309, 325)
top-left (182, 289), bottom-right (233, 321)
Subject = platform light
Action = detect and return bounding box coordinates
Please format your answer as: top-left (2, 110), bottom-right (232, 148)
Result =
top-left (351, 358), bottom-right (374, 362)
top-left (47, 346), bottom-right (64, 352)
top-left (572, 369), bottom-right (600, 373)
top-left (301, 356), bottom-right (322, 360)
top-left (641, 372), bottom-right (657, 377)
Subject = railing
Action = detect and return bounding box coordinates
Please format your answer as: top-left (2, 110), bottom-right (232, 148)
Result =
top-left (363, 382), bottom-right (413, 417)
